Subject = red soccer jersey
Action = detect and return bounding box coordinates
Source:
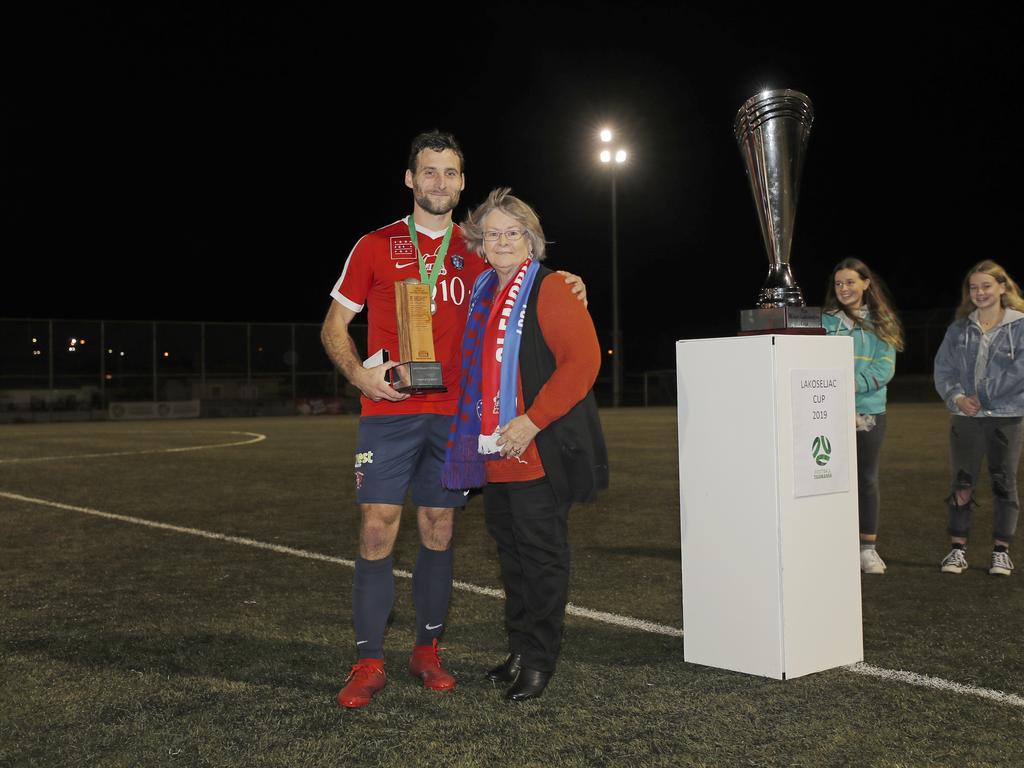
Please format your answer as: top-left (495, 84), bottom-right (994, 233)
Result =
top-left (331, 218), bottom-right (487, 416)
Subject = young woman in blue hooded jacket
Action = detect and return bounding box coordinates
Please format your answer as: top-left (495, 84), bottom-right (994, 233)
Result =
top-left (822, 258), bottom-right (904, 574)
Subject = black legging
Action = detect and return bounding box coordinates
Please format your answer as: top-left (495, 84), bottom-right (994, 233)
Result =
top-left (857, 413), bottom-right (887, 537)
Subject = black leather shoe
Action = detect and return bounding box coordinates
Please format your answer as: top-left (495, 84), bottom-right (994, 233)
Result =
top-left (505, 668), bottom-right (551, 701)
top-left (485, 653), bottom-right (522, 683)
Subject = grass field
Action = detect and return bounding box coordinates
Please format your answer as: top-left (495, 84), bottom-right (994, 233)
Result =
top-left (1, 405), bottom-right (1022, 767)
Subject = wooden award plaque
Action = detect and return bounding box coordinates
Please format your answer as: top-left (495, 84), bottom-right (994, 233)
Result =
top-left (390, 280), bottom-right (446, 393)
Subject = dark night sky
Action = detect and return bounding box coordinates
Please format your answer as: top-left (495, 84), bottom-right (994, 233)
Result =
top-left (6, 4), bottom-right (1022, 372)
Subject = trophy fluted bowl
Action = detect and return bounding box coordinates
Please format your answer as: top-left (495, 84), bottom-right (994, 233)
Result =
top-left (734, 89), bottom-right (814, 310)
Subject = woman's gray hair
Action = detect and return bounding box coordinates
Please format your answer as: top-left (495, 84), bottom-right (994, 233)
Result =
top-left (461, 187), bottom-right (548, 261)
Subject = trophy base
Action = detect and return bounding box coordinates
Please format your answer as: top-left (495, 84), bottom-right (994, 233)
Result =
top-left (738, 306), bottom-right (824, 335)
top-left (389, 361), bottom-right (447, 394)
top-left (757, 286), bottom-right (805, 308)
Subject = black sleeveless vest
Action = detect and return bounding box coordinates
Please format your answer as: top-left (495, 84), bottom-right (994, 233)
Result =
top-left (519, 266), bottom-right (609, 503)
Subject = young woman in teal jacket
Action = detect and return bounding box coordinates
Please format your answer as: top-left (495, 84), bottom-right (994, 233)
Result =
top-left (933, 260), bottom-right (1024, 577)
top-left (822, 258), bottom-right (904, 574)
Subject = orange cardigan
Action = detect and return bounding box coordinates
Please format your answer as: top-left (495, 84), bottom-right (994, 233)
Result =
top-left (485, 274), bottom-right (602, 483)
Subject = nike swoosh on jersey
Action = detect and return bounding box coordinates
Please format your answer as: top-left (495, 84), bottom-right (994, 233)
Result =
top-left (394, 261), bottom-right (417, 269)
top-left (425, 623), bottom-right (443, 630)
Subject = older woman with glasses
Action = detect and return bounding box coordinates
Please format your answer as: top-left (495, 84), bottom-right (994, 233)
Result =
top-left (442, 187), bottom-right (607, 701)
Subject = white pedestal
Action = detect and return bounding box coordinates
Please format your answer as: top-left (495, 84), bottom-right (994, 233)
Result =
top-left (676, 334), bottom-right (863, 679)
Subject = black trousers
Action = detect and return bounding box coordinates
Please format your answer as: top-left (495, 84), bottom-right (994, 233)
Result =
top-left (484, 477), bottom-right (571, 673)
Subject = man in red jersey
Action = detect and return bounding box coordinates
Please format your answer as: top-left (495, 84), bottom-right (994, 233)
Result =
top-left (321, 131), bottom-right (584, 708)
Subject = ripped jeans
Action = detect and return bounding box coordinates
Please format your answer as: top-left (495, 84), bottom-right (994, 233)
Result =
top-left (947, 415), bottom-right (1023, 541)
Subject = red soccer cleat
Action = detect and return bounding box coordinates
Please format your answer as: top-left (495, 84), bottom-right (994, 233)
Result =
top-left (337, 659), bottom-right (386, 708)
top-left (409, 639), bottom-right (457, 691)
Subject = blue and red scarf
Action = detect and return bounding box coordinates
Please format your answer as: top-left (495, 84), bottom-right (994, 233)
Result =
top-left (441, 259), bottom-right (541, 491)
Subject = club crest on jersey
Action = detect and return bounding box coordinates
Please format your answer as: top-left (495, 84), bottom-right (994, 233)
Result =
top-left (390, 236), bottom-right (415, 260)
top-left (451, 254), bottom-right (464, 270)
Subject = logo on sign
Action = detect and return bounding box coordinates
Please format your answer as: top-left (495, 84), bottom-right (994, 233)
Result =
top-left (811, 435), bottom-right (831, 466)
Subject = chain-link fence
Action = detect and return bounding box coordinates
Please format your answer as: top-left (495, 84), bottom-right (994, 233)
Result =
top-left (0, 318), bottom-right (367, 419)
top-left (626, 309), bottom-right (958, 407)
top-left (1, 310), bottom-right (955, 417)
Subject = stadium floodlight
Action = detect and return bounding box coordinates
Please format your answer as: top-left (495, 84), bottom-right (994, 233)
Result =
top-left (600, 127), bottom-right (613, 143)
top-left (599, 149), bottom-right (611, 163)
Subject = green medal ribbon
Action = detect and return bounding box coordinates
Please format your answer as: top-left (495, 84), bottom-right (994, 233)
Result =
top-left (406, 216), bottom-right (453, 292)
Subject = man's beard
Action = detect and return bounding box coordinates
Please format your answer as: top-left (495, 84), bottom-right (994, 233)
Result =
top-left (414, 187), bottom-right (460, 216)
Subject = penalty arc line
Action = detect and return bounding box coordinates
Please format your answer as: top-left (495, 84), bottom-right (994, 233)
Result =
top-left (1, 489), bottom-right (1022, 710)
top-left (0, 431), bottom-right (267, 464)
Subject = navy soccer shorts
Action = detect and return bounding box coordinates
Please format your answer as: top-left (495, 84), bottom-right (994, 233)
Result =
top-left (353, 413), bottom-right (469, 508)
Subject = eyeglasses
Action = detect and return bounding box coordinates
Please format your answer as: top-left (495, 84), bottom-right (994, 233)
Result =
top-left (483, 228), bottom-right (525, 242)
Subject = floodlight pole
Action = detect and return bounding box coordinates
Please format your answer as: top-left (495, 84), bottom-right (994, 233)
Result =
top-left (599, 129), bottom-right (626, 408)
top-left (610, 164), bottom-right (622, 408)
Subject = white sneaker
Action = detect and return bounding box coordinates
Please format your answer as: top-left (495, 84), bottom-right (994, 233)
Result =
top-left (860, 548), bottom-right (886, 574)
top-left (989, 551), bottom-right (1014, 576)
top-left (940, 548), bottom-right (968, 574)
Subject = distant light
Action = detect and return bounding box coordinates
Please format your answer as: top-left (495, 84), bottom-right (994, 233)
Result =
top-left (600, 150), bottom-right (611, 163)
top-left (600, 128), bottom-right (613, 143)
top-left (31, 337), bottom-right (37, 343)
top-left (32, 350), bottom-right (41, 356)
top-left (163, 351), bottom-right (170, 358)
top-left (607, 349), bottom-right (614, 355)
top-left (105, 373), bottom-right (113, 380)
top-left (80, 339), bottom-right (86, 345)
top-left (120, 352), bottom-right (125, 357)
top-left (615, 149), bottom-right (627, 164)
top-left (257, 346), bottom-right (263, 353)
top-left (68, 347), bottom-right (75, 352)
top-left (70, 338), bottom-right (78, 345)
top-left (107, 349), bottom-right (113, 354)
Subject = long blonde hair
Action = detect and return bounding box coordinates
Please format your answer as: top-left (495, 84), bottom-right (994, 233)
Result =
top-left (955, 260), bottom-right (1024, 319)
top-left (823, 258), bottom-right (905, 351)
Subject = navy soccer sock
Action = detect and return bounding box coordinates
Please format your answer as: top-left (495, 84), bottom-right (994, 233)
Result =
top-left (412, 546), bottom-right (453, 646)
top-left (352, 556), bottom-right (394, 660)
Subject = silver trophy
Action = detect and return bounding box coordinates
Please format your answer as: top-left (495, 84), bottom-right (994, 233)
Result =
top-left (735, 89), bottom-right (822, 332)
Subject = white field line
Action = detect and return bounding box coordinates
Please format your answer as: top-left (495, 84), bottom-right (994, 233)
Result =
top-left (0, 431), bottom-right (267, 464)
top-left (1, 489), bottom-right (1020, 709)
top-left (845, 663), bottom-right (1024, 708)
